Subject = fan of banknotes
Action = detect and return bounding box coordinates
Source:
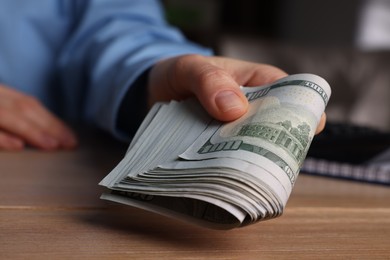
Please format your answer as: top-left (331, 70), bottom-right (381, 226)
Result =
top-left (100, 73), bottom-right (331, 229)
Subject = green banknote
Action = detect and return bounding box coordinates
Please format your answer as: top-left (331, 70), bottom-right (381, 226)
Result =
top-left (181, 74), bottom-right (330, 185)
top-left (100, 73), bottom-right (331, 229)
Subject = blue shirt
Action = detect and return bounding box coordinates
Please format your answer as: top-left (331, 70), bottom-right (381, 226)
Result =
top-left (0, 0), bottom-right (211, 140)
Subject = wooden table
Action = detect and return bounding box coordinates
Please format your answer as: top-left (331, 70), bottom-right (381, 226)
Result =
top-left (1, 130), bottom-right (389, 259)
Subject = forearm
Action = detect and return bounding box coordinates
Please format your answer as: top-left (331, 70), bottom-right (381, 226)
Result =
top-left (58, 0), bottom-right (211, 141)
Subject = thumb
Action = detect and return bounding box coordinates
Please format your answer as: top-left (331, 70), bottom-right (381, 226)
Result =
top-left (149, 55), bottom-right (284, 121)
top-left (194, 68), bottom-right (248, 121)
top-left (171, 55), bottom-right (249, 121)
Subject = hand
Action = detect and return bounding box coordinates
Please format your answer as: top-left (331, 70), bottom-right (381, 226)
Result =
top-left (0, 84), bottom-right (78, 151)
top-left (148, 54), bottom-right (326, 134)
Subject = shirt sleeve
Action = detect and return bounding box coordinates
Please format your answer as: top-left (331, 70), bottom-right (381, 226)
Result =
top-left (57, 0), bottom-right (212, 141)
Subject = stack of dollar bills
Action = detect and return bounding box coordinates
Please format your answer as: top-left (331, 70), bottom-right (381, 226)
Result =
top-left (100, 73), bottom-right (331, 229)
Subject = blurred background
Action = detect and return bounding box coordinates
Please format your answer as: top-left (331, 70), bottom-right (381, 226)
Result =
top-left (163, 0), bottom-right (390, 132)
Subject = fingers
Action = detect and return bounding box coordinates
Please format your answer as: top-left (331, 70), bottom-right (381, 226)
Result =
top-left (209, 56), bottom-right (288, 87)
top-left (315, 113), bottom-right (327, 135)
top-left (17, 96), bottom-right (78, 149)
top-left (0, 86), bottom-right (78, 151)
top-left (148, 54), bottom-right (328, 134)
top-left (0, 131), bottom-right (24, 151)
top-left (174, 55), bottom-right (249, 121)
top-left (149, 55), bottom-right (287, 122)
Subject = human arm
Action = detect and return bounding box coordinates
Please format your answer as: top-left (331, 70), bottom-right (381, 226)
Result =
top-left (0, 0), bottom-right (202, 150)
top-left (57, 0), bottom-right (211, 141)
top-left (0, 54), bottom-right (325, 151)
top-left (58, 0), bottom-right (325, 141)
top-left (0, 0), bottom-right (324, 151)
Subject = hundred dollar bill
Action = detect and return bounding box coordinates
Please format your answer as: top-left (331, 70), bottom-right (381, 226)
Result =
top-left (99, 73), bottom-right (331, 229)
top-left (181, 73), bottom-right (330, 186)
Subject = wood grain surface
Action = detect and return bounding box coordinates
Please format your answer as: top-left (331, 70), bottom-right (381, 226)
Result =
top-left (1, 130), bottom-right (389, 259)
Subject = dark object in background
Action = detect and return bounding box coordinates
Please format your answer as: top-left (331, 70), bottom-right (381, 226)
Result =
top-left (308, 122), bottom-right (390, 164)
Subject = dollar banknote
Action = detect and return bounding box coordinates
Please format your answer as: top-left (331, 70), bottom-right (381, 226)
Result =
top-left (99, 73), bottom-right (331, 229)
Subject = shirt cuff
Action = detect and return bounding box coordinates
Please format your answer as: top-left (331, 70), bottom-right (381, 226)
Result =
top-left (116, 67), bottom-right (151, 141)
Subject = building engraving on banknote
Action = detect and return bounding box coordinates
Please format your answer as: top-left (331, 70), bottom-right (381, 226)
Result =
top-left (197, 119), bottom-right (311, 184)
top-left (195, 79), bottom-right (328, 184)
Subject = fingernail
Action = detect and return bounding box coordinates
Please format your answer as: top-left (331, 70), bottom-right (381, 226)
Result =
top-left (215, 91), bottom-right (245, 113)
